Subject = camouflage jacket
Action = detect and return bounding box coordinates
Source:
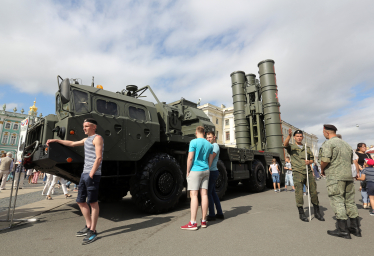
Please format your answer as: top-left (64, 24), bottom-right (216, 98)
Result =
top-left (284, 143), bottom-right (314, 174)
top-left (320, 136), bottom-right (353, 183)
top-left (318, 140), bottom-right (327, 165)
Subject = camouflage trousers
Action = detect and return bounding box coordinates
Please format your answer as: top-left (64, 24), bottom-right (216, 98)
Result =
top-left (293, 172), bottom-right (319, 207)
top-left (327, 180), bottom-right (358, 220)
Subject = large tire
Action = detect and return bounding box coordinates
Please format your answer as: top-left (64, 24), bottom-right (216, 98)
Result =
top-left (130, 153), bottom-right (184, 214)
top-left (243, 160), bottom-right (266, 193)
top-left (98, 179), bottom-right (128, 203)
top-left (216, 160), bottom-right (228, 199)
top-left (228, 180), bottom-right (240, 187)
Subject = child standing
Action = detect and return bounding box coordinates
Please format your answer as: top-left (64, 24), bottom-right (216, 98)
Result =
top-left (356, 158), bottom-right (374, 216)
top-left (284, 157), bottom-right (295, 192)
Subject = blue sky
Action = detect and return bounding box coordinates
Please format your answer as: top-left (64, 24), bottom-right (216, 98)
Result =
top-left (0, 85), bottom-right (55, 116)
top-left (1, 0), bottom-right (374, 147)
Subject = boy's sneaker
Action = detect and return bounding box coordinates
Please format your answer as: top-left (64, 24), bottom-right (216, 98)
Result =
top-left (274, 190), bottom-right (277, 193)
top-left (201, 220), bottom-right (207, 228)
top-left (370, 210), bottom-right (374, 216)
top-left (180, 222), bottom-right (197, 230)
top-left (303, 193), bottom-right (307, 196)
top-left (82, 230), bottom-right (98, 245)
top-left (76, 225), bottom-right (90, 237)
top-left (290, 189), bottom-right (295, 192)
top-left (215, 214), bottom-right (224, 220)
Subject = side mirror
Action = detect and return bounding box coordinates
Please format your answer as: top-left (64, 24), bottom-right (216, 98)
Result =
top-left (60, 78), bottom-right (71, 104)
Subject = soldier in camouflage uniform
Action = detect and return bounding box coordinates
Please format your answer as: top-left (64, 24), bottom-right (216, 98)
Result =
top-left (320, 124), bottom-right (360, 239)
top-left (284, 129), bottom-right (325, 222)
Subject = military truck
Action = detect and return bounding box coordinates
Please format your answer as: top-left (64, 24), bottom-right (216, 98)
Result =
top-left (22, 59), bottom-right (285, 213)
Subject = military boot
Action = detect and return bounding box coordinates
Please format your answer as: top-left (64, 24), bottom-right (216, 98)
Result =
top-left (298, 207), bottom-right (309, 222)
top-left (327, 219), bottom-right (351, 239)
top-left (313, 204), bottom-right (325, 221)
top-left (348, 217), bottom-right (361, 237)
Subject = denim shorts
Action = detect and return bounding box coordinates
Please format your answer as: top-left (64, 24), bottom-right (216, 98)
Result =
top-left (272, 173), bottom-right (280, 183)
top-left (76, 173), bottom-right (101, 204)
top-left (285, 173), bottom-right (294, 186)
top-left (367, 181), bottom-right (374, 196)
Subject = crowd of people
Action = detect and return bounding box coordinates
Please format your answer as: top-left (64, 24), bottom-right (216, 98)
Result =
top-left (0, 153), bottom-right (78, 198)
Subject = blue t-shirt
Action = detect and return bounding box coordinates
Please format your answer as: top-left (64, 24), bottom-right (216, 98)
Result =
top-left (210, 143), bottom-right (220, 171)
top-left (189, 138), bottom-right (213, 172)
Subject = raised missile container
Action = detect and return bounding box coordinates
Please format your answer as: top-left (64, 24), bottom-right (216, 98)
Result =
top-left (258, 59), bottom-right (285, 163)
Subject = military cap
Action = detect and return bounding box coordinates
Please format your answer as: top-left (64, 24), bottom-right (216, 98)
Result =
top-left (83, 118), bottom-right (98, 125)
top-left (293, 130), bottom-right (303, 136)
top-left (323, 124), bottom-right (337, 131)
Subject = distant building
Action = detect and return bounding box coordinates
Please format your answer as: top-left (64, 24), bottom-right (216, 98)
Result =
top-left (198, 103), bottom-right (319, 156)
top-left (0, 101), bottom-right (39, 157)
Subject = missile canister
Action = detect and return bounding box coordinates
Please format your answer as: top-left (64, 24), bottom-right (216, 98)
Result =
top-left (258, 59), bottom-right (285, 162)
top-left (230, 71), bottom-right (251, 149)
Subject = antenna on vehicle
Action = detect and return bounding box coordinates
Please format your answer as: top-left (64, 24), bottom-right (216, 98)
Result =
top-left (91, 76), bottom-right (94, 87)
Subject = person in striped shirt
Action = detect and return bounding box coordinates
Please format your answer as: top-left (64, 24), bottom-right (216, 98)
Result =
top-left (47, 118), bottom-right (103, 244)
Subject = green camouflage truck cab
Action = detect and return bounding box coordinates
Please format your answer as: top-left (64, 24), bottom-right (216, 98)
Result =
top-left (23, 59), bottom-right (285, 213)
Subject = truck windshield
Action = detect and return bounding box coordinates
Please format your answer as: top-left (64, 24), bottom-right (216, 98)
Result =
top-left (73, 90), bottom-right (89, 114)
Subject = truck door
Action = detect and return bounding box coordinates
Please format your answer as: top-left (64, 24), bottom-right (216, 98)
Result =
top-left (125, 104), bottom-right (153, 160)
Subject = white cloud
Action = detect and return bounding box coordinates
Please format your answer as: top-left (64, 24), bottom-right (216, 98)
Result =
top-left (0, 0), bottom-right (374, 148)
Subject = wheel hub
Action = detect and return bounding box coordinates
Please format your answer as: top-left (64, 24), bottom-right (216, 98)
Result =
top-left (157, 172), bottom-right (174, 195)
top-left (257, 168), bottom-right (264, 182)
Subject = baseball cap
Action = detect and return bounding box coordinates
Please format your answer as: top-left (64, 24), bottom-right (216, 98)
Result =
top-left (365, 158), bottom-right (374, 166)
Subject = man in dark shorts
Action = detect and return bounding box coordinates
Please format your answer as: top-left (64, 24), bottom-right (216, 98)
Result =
top-left (47, 118), bottom-right (104, 244)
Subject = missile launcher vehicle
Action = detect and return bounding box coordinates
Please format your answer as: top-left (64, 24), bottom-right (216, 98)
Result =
top-left (22, 59), bottom-right (285, 213)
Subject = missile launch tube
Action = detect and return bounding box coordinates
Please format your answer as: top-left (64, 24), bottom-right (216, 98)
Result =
top-left (230, 71), bottom-right (250, 149)
top-left (258, 60), bottom-right (285, 162)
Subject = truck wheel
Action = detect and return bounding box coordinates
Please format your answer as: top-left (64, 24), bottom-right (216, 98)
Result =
top-left (130, 153), bottom-right (183, 214)
top-left (243, 160), bottom-right (266, 193)
top-left (216, 160), bottom-right (228, 199)
top-left (228, 180), bottom-right (240, 187)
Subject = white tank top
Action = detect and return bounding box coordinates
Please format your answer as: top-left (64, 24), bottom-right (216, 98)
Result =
top-left (270, 164), bottom-right (278, 174)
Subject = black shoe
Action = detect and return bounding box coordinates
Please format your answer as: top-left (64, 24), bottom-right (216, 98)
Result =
top-left (327, 219), bottom-right (351, 239)
top-left (298, 207), bottom-right (309, 222)
top-left (206, 215), bottom-right (216, 221)
top-left (82, 230), bottom-right (98, 245)
top-left (76, 225), bottom-right (90, 237)
top-left (313, 204), bottom-right (325, 221)
top-left (215, 214), bottom-right (224, 220)
top-left (348, 217), bottom-right (362, 237)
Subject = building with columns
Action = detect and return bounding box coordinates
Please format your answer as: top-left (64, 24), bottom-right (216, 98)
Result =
top-left (198, 103), bottom-right (319, 157)
top-left (0, 101), bottom-right (39, 157)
